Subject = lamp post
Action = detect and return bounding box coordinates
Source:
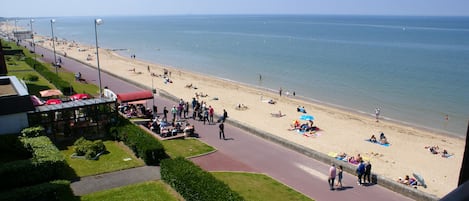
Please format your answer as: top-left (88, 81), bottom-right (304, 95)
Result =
top-left (14, 19), bottom-right (18, 33)
top-left (152, 76), bottom-right (156, 117)
top-left (50, 19), bottom-right (58, 74)
top-left (30, 19), bottom-right (36, 58)
top-left (94, 18), bottom-right (103, 98)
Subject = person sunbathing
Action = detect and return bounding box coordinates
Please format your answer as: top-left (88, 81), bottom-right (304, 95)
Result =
top-left (380, 136), bottom-right (389, 144)
top-left (397, 175), bottom-right (410, 185)
top-left (370, 135), bottom-right (377, 143)
top-left (270, 110), bottom-right (284, 117)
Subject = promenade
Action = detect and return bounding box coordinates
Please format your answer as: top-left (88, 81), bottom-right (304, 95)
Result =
top-left (33, 44), bottom-right (412, 201)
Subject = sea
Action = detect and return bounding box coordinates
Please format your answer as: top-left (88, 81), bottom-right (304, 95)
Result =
top-left (15, 15), bottom-right (469, 137)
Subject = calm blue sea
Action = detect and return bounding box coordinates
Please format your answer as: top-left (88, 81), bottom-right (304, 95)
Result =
top-left (24, 15), bottom-right (469, 137)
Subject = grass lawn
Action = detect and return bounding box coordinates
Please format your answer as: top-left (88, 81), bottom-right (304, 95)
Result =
top-left (212, 172), bottom-right (314, 201)
top-left (80, 181), bottom-right (182, 201)
top-left (6, 56), bottom-right (56, 96)
top-left (161, 138), bottom-right (215, 158)
top-left (62, 141), bottom-right (145, 177)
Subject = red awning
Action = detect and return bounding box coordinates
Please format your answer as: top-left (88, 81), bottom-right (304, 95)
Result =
top-left (116, 91), bottom-right (153, 103)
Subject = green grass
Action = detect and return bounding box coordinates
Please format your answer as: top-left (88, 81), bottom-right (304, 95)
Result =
top-left (212, 172), bottom-right (314, 201)
top-left (161, 138), bottom-right (215, 158)
top-left (62, 141), bottom-right (145, 177)
top-left (80, 181), bottom-right (181, 201)
top-left (60, 71), bottom-right (100, 96)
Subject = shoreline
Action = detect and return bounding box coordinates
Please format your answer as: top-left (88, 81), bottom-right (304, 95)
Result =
top-left (119, 50), bottom-right (465, 140)
top-left (1, 23), bottom-right (465, 197)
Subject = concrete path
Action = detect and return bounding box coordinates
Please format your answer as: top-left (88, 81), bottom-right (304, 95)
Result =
top-left (31, 43), bottom-right (413, 201)
top-left (70, 166), bottom-right (161, 196)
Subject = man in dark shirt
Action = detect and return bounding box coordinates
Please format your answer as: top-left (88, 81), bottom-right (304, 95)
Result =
top-left (219, 122), bottom-right (225, 140)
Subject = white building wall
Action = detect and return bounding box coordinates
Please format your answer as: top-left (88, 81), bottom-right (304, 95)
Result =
top-left (0, 113), bottom-right (29, 135)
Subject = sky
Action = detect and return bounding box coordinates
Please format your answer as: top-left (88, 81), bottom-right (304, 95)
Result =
top-left (1, 0), bottom-right (469, 18)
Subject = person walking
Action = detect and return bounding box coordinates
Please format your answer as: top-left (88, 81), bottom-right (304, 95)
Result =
top-left (219, 122), bottom-right (225, 140)
top-left (208, 106), bottom-right (214, 124)
top-left (203, 109), bottom-right (209, 125)
top-left (375, 107), bottom-right (381, 122)
top-left (356, 160), bottom-right (366, 185)
top-left (328, 163), bottom-right (337, 190)
top-left (163, 106), bottom-right (168, 121)
top-left (364, 161), bottom-right (372, 184)
top-left (336, 165), bottom-right (343, 188)
top-left (171, 105), bottom-right (177, 121)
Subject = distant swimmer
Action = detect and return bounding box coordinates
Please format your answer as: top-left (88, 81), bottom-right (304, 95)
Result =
top-left (259, 74), bottom-right (262, 81)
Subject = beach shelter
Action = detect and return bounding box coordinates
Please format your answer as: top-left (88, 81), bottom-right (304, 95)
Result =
top-left (70, 93), bottom-right (92, 101)
top-left (45, 99), bottom-right (62, 105)
top-left (40, 89), bottom-right (63, 97)
top-left (116, 90), bottom-right (153, 103)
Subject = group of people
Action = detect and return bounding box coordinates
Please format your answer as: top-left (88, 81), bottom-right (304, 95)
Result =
top-left (290, 119), bottom-right (317, 132)
top-left (425, 145), bottom-right (451, 158)
top-left (397, 175), bottom-right (418, 187)
top-left (369, 132), bottom-right (389, 144)
top-left (119, 103), bottom-right (153, 118)
top-left (328, 164), bottom-right (344, 190)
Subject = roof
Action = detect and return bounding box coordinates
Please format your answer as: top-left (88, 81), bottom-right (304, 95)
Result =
top-left (116, 91), bottom-right (153, 103)
top-left (32, 98), bottom-right (116, 113)
top-left (0, 76), bottom-right (34, 115)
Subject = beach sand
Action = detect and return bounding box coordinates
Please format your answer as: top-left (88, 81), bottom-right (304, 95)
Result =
top-left (2, 24), bottom-right (465, 197)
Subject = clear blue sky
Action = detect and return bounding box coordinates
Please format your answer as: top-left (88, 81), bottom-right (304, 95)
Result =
top-left (2, 0), bottom-right (469, 18)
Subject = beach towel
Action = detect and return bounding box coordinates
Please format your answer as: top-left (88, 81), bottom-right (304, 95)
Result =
top-left (303, 133), bottom-right (321, 137)
top-left (365, 139), bottom-right (390, 147)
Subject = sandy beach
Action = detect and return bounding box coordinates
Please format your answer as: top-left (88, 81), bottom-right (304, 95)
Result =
top-left (2, 23), bottom-right (465, 197)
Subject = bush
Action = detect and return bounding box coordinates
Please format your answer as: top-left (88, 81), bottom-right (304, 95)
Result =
top-left (110, 117), bottom-right (168, 165)
top-left (24, 58), bottom-right (74, 95)
top-left (0, 136), bottom-right (68, 190)
top-left (24, 74), bottom-right (39, 82)
top-left (161, 157), bottom-right (244, 201)
top-left (73, 137), bottom-right (106, 160)
top-left (0, 180), bottom-right (74, 201)
top-left (21, 126), bottom-right (45, 138)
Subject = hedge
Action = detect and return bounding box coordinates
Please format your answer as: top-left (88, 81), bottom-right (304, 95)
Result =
top-left (0, 136), bottom-right (69, 190)
top-left (24, 57), bottom-right (74, 95)
top-left (110, 117), bottom-right (168, 165)
top-left (0, 180), bottom-right (74, 201)
top-left (161, 157), bottom-right (244, 201)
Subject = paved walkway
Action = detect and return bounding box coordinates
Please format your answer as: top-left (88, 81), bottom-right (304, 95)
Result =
top-left (32, 43), bottom-right (414, 201)
top-left (70, 166), bottom-right (160, 196)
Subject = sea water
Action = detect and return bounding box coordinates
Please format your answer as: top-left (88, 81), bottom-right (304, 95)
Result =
top-left (23, 15), bottom-right (469, 137)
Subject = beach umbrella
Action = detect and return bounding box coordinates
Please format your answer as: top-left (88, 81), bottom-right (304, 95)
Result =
top-left (412, 173), bottom-right (427, 188)
top-left (299, 114), bottom-right (314, 121)
top-left (46, 99), bottom-right (62, 105)
top-left (30, 95), bottom-right (44, 106)
top-left (39, 89), bottom-right (63, 97)
top-left (70, 93), bottom-right (91, 100)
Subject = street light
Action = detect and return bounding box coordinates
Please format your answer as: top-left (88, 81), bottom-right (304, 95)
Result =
top-left (50, 19), bottom-right (58, 74)
top-left (94, 18), bottom-right (103, 98)
top-left (30, 19), bottom-right (36, 58)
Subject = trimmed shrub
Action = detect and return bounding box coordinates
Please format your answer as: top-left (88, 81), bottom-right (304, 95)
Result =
top-left (24, 57), bottom-right (74, 95)
top-left (21, 126), bottom-right (45, 138)
top-left (24, 74), bottom-right (39, 82)
top-left (110, 117), bottom-right (168, 165)
top-left (0, 180), bottom-right (74, 201)
top-left (0, 136), bottom-right (68, 190)
top-left (73, 137), bottom-right (106, 160)
top-left (161, 157), bottom-right (244, 201)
